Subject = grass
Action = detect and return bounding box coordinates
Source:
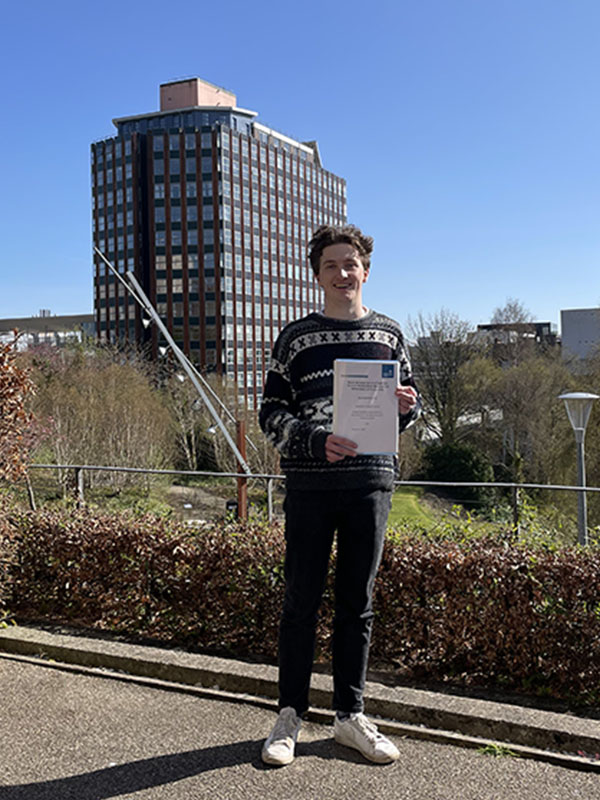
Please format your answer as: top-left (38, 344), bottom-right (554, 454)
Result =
top-left (1, 474), bottom-right (271, 522)
top-left (388, 487), bottom-right (437, 529)
top-left (4, 480), bottom-right (441, 527)
top-left (477, 744), bottom-right (519, 758)
top-left (2, 477), bottom-right (586, 547)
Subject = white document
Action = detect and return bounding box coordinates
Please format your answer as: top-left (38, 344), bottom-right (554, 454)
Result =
top-left (332, 359), bottom-right (399, 455)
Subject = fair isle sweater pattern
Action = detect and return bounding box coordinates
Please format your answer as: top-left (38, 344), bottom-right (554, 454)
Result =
top-left (259, 310), bottom-right (420, 491)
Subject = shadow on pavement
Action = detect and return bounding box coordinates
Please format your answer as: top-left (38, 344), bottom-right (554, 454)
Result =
top-left (0, 740), bottom-right (262, 799)
top-left (0, 737), bottom-right (364, 798)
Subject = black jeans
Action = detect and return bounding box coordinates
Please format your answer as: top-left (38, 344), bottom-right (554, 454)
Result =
top-left (278, 487), bottom-right (391, 716)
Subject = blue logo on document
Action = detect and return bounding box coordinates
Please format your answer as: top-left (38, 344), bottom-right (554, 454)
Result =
top-left (381, 364), bottom-right (394, 379)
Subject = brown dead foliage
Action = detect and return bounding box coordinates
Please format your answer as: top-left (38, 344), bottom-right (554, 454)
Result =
top-left (2, 504), bottom-right (600, 703)
top-left (0, 336), bottom-right (34, 482)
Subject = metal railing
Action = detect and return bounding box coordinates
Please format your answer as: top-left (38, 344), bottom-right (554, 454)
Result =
top-left (23, 463), bottom-right (600, 530)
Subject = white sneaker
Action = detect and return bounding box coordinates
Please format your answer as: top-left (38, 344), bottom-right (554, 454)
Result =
top-left (261, 707), bottom-right (302, 766)
top-left (334, 713), bottom-right (400, 764)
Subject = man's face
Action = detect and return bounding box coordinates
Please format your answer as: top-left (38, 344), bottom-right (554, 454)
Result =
top-left (316, 243), bottom-right (369, 306)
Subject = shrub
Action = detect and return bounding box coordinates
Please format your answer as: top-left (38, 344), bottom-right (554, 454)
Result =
top-left (1, 504), bottom-right (286, 658)
top-left (421, 442), bottom-right (495, 509)
top-left (2, 502), bottom-right (600, 703)
top-left (374, 531), bottom-right (600, 703)
top-left (0, 336), bottom-right (35, 482)
top-left (27, 345), bottom-right (173, 484)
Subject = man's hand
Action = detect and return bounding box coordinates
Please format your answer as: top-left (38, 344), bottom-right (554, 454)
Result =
top-left (395, 385), bottom-right (418, 415)
top-left (325, 434), bottom-right (358, 463)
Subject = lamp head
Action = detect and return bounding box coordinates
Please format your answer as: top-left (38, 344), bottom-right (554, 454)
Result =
top-left (558, 392), bottom-right (599, 432)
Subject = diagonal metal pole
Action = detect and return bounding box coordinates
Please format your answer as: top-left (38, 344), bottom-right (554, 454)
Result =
top-left (184, 355), bottom-right (259, 453)
top-left (126, 271), bottom-right (252, 475)
top-left (94, 247), bottom-right (251, 475)
top-left (94, 247), bottom-right (257, 455)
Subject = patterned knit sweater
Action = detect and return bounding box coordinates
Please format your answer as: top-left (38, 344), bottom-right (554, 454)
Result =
top-left (259, 310), bottom-right (420, 491)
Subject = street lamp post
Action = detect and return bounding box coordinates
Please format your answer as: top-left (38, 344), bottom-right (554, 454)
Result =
top-left (558, 392), bottom-right (599, 545)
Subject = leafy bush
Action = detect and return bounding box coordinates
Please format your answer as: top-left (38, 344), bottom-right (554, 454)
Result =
top-left (2, 502), bottom-right (600, 703)
top-left (421, 442), bottom-right (495, 509)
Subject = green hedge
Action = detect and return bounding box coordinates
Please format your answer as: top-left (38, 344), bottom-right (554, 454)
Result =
top-left (1, 503), bottom-right (600, 704)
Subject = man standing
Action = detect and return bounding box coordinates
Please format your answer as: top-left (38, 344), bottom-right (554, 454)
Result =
top-left (259, 224), bottom-right (420, 766)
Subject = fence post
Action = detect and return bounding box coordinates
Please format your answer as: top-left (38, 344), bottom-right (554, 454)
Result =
top-left (511, 485), bottom-right (520, 535)
top-left (267, 478), bottom-right (273, 523)
top-left (24, 471), bottom-right (37, 512)
top-left (236, 420), bottom-right (248, 521)
top-left (76, 468), bottom-right (84, 506)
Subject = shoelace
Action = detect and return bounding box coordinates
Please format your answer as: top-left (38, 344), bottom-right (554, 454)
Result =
top-left (352, 714), bottom-right (384, 743)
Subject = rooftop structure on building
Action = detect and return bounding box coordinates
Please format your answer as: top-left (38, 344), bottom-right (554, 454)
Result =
top-left (475, 321), bottom-right (558, 365)
top-left (476, 321), bottom-right (558, 347)
top-left (91, 77), bottom-right (347, 408)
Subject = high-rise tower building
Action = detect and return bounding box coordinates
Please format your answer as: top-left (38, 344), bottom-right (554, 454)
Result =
top-left (91, 77), bottom-right (347, 407)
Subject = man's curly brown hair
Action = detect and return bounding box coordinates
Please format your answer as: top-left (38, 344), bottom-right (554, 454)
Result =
top-left (308, 224), bottom-right (374, 276)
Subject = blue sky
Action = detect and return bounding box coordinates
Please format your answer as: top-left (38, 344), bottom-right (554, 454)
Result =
top-left (0, 0), bottom-right (598, 332)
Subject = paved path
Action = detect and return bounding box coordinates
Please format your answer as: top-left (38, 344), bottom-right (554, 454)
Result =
top-left (1, 656), bottom-right (599, 800)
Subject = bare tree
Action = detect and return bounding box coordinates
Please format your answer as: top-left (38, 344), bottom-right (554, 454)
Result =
top-left (407, 310), bottom-right (479, 444)
top-left (166, 372), bottom-right (223, 472)
top-left (487, 298), bottom-right (543, 367)
top-left (490, 297), bottom-right (533, 325)
top-left (28, 344), bottom-right (173, 487)
top-left (166, 368), bottom-right (280, 476)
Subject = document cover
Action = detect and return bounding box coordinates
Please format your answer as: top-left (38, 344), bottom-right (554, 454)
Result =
top-left (332, 359), bottom-right (399, 455)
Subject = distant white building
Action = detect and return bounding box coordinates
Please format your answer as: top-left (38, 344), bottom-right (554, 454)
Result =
top-left (0, 313), bottom-right (95, 350)
top-left (561, 308), bottom-right (600, 362)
